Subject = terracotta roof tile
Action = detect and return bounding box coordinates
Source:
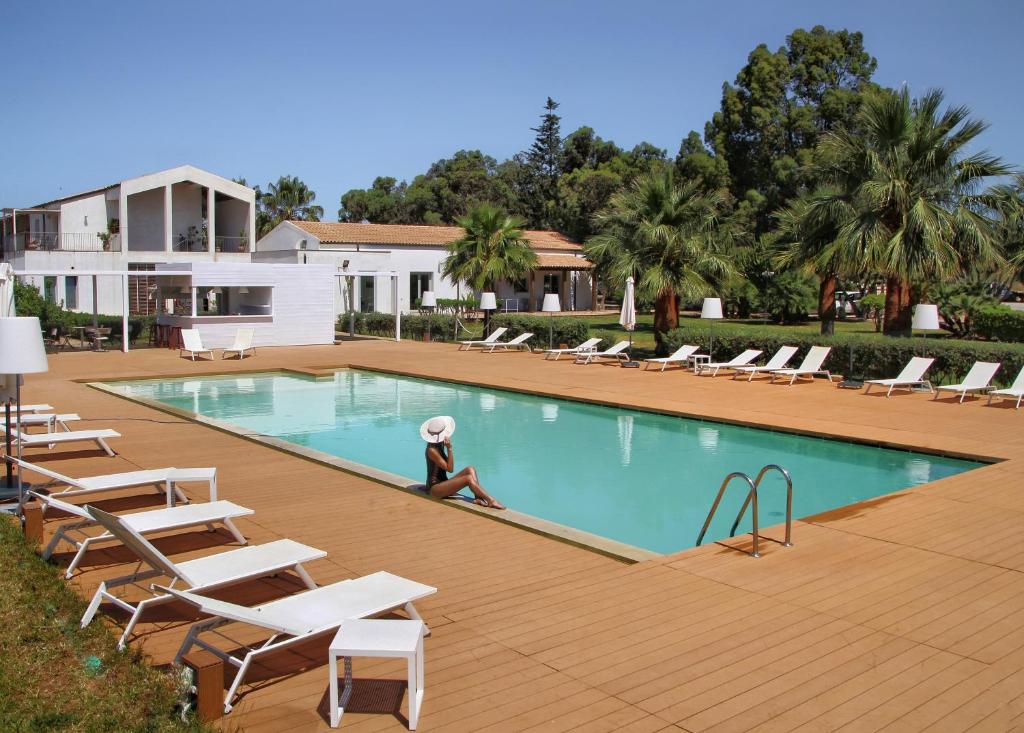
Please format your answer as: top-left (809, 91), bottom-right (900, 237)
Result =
top-left (536, 254), bottom-right (594, 270)
top-left (289, 221), bottom-right (582, 251)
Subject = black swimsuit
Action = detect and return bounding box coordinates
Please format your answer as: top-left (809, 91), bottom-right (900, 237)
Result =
top-left (425, 444), bottom-right (449, 488)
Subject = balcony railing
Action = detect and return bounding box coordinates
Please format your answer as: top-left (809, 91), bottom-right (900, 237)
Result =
top-left (1, 231), bottom-right (122, 254)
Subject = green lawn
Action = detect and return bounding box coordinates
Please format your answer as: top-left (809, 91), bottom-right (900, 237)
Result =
top-left (0, 517), bottom-right (210, 732)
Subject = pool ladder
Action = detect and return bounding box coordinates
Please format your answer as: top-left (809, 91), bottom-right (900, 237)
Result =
top-left (695, 464), bottom-right (793, 558)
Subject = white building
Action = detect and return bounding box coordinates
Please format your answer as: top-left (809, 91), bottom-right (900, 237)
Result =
top-left (1, 165), bottom-right (256, 315)
top-left (154, 262), bottom-right (336, 348)
top-left (254, 221), bottom-right (597, 316)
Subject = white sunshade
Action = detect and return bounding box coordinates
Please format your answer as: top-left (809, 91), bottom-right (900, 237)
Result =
top-left (619, 276), bottom-right (636, 332)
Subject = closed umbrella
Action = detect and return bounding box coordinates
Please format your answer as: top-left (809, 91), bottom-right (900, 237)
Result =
top-left (619, 276), bottom-right (638, 367)
top-left (0, 263), bottom-right (14, 317)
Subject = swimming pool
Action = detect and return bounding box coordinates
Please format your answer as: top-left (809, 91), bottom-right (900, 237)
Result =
top-left (104, 370), bottom-right (983, 555)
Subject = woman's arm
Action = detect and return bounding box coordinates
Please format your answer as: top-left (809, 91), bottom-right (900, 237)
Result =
top-left (442, 439), bottom-right (455, 471)
top-left (427, 444), bottom-right (454, 472)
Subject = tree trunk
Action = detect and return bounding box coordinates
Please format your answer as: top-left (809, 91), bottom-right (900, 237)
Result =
top-left (818, 274), bottom-right (837, 336)
top-left (653, 289), bottom-right (679, 355)
top-left (882, 276), bottom-right (912, 337)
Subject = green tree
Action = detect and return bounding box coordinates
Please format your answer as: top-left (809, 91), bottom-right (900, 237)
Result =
top-left (675, 131), bottom-right (730, 192)
top-left (987, 174), bottom-right (1024, 286)
top-left (813, 88), bottom-right (1010, 336)
top-left (260, 175), bottom-right (323, 236)
top-left (706, 26), bottom-right (878, 230)
top-left (441, 204), bottom-right (538, 332)
top-left (585, 169), bottom-right (735, 351)
top-left (338, 176), bottom-right (408, 222)
top-left (516, 97), bottom-right (564, 228)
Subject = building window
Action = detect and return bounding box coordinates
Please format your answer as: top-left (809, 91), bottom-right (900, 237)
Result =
top-left (410, 272), bottom-right (432, 306)
top-left (543, 273), bottom-right (560, 294)
top-left (64, 276), bottom-right (78, 309)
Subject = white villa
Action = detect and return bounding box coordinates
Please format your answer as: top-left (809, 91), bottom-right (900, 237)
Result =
top-left (1, 166), bottom-right (256, 315)
top-left (254, 221), bottom-right (597, 316)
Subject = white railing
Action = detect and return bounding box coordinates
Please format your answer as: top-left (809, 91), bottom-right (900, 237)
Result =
top-left (1, 231), bottom-right (121, 253)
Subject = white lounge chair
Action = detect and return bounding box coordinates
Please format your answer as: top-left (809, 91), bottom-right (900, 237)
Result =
top-left (179, 329), bottom-right (214, 361)
top-left (934, 361), bottom-right (1000, 403)
top-left (13, 428), bottom-right (120, 456)
top-left (14, 404), bottom-right (54, 414)
top-left (574, 340), bottom-right (631, 364)
top-left (11, 457), bottom-right (216, 507)
top-left (80, 505), bottom-right (327, 650)
top-left (771, 346), bottom-right (834, 385)
top-left (482, 332), bottom-right (534, 352)
top-left (2, 413), bottom-right (80, 431)
top-left (731, 346), bottom-right (800, 382)
top-left (864, 357), bottom-right (935, 396)
top-left (32, 492), bottom-right (252, 578)
top-left (165, 571), bottom-right (437, 713)
top-left (643, 344), bottom-right (699, 372)
top-left (543, 337), bottom-right (602, 360)
top-left (459, 326), bottom-right (508, 351)
top-left (222, 328), bottom-right (255, 359)
top-left (988, 366), bottom-right (1024, 408)
top-left (696, 349), bottom-right (763, 377)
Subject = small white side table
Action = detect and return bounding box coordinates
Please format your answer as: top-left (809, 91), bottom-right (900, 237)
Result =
top-left (329, 619), bottom-right (425, 729)
top-left (689, 353), bottom-right (711, 372)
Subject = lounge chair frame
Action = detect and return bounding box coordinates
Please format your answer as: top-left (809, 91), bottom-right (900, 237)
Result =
top-left (458, 327), bottom-right (508, 351)
top-left (934, 361), bottom-right (1001, 403)
top-left (863, 357), bottom-right (935, 396)
top-left (543, 337), bottom-right (602, 360)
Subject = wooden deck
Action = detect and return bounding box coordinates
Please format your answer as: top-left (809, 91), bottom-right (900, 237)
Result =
top-left (16, 338), bottom-right (1024, 732)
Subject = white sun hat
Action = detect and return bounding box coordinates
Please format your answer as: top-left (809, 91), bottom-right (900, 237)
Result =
top-left (419, 415), bottom-right (456, 444)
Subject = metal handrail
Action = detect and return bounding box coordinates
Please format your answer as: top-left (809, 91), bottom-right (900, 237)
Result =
top-left (729, 464), bottom-right (794, 547)
top-left (696, 471), bottom-right (760, 558)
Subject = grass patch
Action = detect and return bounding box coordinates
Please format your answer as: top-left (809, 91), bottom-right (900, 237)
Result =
top-left (0, 516), bottom-right (211, 732)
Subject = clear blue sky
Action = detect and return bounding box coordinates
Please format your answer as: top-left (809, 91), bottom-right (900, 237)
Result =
top-left (4, 0), bottom-right (1021, 214)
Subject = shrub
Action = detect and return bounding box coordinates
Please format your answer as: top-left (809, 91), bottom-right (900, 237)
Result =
top-left (341, 312), bottom-right (459, 341)
top-left (663, 321), bottom-right (1024, 385)
top-left (722, 279), bottom-right (758, 318)
top-left (973, 306), bottom-right (1024, 343)
top-left (860, 294), bottom-right (885, 332)
top-left (759, 272), bottom-right (817, 324)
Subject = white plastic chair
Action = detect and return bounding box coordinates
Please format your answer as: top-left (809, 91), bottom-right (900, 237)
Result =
top-left (165, 571), bottom-right (437, 713)
top-left (80, 505), bottom-right (326, 650)
top-left (179, 329), bottom-right (214, 361)
top-left (459, 327), bottom-right (508, 351)
top-left (864, 357), bottom-right (935, 396)
top-left (32, 492), bottom-right (252, 578)
top-left (543, 337), bottom-right (602, 361)
top-left (14, 428), bottom-right (120, 456)
top-left (730, 346), bottom-right (800, 381)
top-left (482, 332), bottom-right (534, 352)
top-left (935, 361), bottom-right (1001, 403)
top-left (643, 345), bottom-right (699, 372)
top-left (988, 366), bottom-right (1024, 408)
top-left (770, 346), bottom-right (833, 385)
top-left (222, 328), bottom-right (255, 359)
top-left (696, 349), bottom-right (763, 377)
top-left (574, 340), bottom-right (631, 364)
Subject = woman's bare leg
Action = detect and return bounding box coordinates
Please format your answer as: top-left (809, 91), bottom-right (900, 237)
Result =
top-left (428, 467), bottom-right (504, 509)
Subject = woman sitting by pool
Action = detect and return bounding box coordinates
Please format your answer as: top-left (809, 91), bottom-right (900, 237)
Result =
top-left (421, 416), bottom-right (505, 509)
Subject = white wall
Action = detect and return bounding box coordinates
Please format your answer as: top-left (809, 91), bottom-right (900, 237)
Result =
top-left (215, 196), bottom-right (249, 246)
top-left (126, 188), bottom-right (164, 251)
top-left (171, 182), bottom-right (203, 245)
top-left (59, 193), bottom-right (109, 250)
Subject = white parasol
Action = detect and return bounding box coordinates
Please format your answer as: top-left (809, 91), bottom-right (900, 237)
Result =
top-left (619, 276), bottom-right (636, 358)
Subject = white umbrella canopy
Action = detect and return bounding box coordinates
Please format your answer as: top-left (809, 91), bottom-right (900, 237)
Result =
top-left (0, 263), bottom-right (14, 317)
top-left (619, 276), bottom-right (637, 357)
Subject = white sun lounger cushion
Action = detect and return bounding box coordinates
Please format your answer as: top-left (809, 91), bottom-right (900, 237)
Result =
top-left (162, 571), bottom-right (437, 637)
top-left (15, 428), bottom-right (120, 444)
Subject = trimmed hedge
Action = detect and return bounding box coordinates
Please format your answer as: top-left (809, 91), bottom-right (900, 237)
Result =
top-left (973, 306), bottom-right (1024, 343)
top-left (664, 322), bottom-right (1024, 386)
top-left (342, 312), bottom-right (592, 349)
top-left (491, 314), bottom-right (589, 347)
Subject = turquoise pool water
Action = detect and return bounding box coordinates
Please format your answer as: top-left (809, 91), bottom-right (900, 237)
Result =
top-left (106, 371), bottom-right (982, 555)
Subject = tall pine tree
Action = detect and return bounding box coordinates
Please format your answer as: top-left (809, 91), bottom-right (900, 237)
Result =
top-left (517, 97), bottom-right (563, 229)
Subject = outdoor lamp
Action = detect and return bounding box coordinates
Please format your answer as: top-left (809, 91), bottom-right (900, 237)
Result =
top-left (542, 293), bottom-right (561, 349)
top-left (421, 290), bottom-right (437, 341)
top-left (701, 297), bottom-right (723, 360)
top-left (912, 303), bottom-right (941, 359)
top-left (0, 317), bottom-right (50, 503)
top-left (479, 291), bottom-right (497, 336)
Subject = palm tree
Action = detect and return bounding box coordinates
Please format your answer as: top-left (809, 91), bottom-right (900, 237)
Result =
top-left (986, 174), bottom-right (1024, 286)
top-left (442, 204), bottom-right (538, 333)
top-left (585, 168), bottom-right (734, 350)
top-left (812, 88), bottom-right (1010, 336)
top-left (772, 188), bottom-right (860, 335)
top-left (260, 175), bottom-right (324, 236)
